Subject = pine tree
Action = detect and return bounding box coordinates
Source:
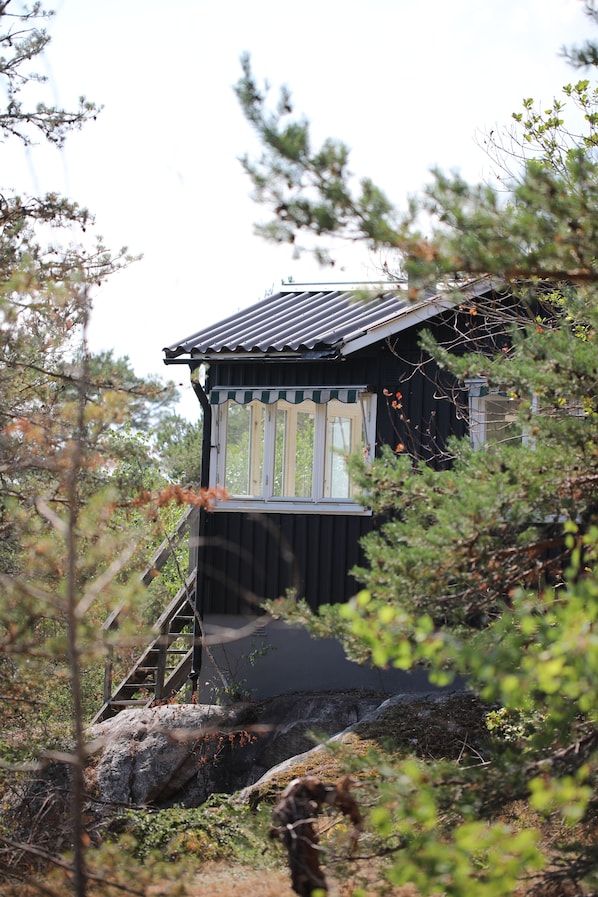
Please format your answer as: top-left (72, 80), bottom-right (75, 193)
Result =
top-left (236, 11), bottom-right (598, 895)
top-left (0, 6), bottom-right (205, 894)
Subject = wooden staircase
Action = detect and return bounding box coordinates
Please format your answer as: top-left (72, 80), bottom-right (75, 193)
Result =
top-left (92, 508), bottom-right (200, 725)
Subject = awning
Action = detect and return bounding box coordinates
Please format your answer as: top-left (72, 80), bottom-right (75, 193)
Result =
top-left (209, 386), bottom-right (367, 406)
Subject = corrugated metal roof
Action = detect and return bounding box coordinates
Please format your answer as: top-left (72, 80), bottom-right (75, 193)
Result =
top-left (163, 285), bottom-right (413, 360)
top-left (163, 278), bottom-right (495, 362)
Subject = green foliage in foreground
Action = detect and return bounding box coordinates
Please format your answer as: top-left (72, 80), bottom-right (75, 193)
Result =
top-left (342, 554), bottom-right (598, 895)
top-left (246, 9), bottom-right (598, 894)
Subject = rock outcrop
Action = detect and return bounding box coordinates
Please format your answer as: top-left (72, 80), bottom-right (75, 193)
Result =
top-left (8, 690), bottom-right (489, 854)
top-left (86, 691), bottom-right (390, 810)
top-left (239, 690), bottom-right (490, 804)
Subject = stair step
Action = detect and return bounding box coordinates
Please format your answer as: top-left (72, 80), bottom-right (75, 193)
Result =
top-left (109, 699), bottom-right (148, 707)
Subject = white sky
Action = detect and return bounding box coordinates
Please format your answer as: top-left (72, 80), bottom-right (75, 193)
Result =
top-left (7, 0), bottom-right (593, 418)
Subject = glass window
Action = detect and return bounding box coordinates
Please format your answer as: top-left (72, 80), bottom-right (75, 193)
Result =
top-left (483, 396), bottom-right (521, 446)
top-left (217, 392), bottom-right (373, 506)
top-left (223, 401), bottom-right (264, 496)
top-left (467, 382), bottom-right (522, 449)
top-left (324, 399), bottom-right (362, 498)
top-left (273, 400), bottom-right (315, 497)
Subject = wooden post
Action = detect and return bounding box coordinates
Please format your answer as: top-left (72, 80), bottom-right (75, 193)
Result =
top-left (155, 629), bottom-right (168, 702)
top-left (102, 649), bottom-right (113, 705)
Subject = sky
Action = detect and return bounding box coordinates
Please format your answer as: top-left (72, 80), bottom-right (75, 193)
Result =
top-left (7, 0), bottom-right (593, 418)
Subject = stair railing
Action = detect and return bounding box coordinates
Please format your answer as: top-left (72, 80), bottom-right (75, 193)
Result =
top-left (99, 506), bottom-right (199, 708)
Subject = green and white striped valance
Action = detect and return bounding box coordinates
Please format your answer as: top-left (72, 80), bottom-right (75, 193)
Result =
top-left (209, 386), bottom-right (366, 406)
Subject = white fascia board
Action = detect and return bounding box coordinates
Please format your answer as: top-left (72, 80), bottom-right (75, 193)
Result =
top-left (339, 276), bottom-right (497, 356)
top-left (340, 295), bottom-right (456, 356)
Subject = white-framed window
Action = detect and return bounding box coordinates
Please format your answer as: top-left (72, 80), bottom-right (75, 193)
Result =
top-left (467, 377), bottom-right (588, 450)
top-left (210, 387), bottom-right (375, 513)
top-left (466, 377), bottom-right (534, 449)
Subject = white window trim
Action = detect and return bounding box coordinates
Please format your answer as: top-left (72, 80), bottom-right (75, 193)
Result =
top-left (466, 378), bottom-right (538, 449)
top-left (209, 389), bottom-right (376, 515)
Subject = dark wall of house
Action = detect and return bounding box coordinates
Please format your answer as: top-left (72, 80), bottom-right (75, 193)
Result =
top-left (197, 510), bottom-right (373, 614)
top-left (375, 330), bottom-right (468, 467)
top-left (198, 319), bottom-right (468, 613)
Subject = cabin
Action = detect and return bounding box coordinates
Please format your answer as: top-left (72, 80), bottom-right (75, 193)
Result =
top-left (160, 279), bottom-right (514, 701)
top-left (94, 278), bottom-right (514, 722)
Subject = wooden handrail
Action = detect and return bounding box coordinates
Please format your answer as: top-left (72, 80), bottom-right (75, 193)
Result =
top-left (99, 507), bottom-right (199, 705)
top-left (101, 506), bottom-right (198, 633)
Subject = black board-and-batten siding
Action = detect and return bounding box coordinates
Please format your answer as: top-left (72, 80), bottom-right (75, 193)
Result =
top-left (197, 511), bottom-right (372, 615)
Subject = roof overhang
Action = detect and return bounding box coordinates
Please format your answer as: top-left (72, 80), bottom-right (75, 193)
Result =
top-left (163, 348), bottom-right (340, 365)
top-left (340, 276), bottom-right (498, 356)
top-left (162, 277), bottom-right (498, 367)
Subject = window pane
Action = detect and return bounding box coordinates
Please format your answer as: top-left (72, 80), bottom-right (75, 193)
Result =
top-left (224, 401), bottom-right (264, 496)
top-left (324, 399), bottom-right (362, 498)
top-left (484, 396), bottom-right (520, 446)
top-left (273, 400), bottom-right (315, 497)
top-left (294, 409), bottom-right (315, 496)
top-left (273, 407), bottom-right (287, 495)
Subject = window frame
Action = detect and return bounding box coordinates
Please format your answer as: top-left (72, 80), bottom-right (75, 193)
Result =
top-left (466, 377), bottom-right (536, 449)
top-left (210, 388), bottom-right (376, 514)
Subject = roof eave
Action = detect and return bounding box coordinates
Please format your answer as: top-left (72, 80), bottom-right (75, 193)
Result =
top-left (340, 295), bottom-right (456, 356)
top-left (163, 347), bottom-right (341, 365)
top-left (340, 276), bottom-right (498, 356)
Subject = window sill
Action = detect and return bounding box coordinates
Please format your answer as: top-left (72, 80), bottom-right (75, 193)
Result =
top-left (212, 498), bottom-right (372, 516)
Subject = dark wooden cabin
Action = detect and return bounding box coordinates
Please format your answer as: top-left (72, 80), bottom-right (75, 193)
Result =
top-left (157, 279), bottom-right (511, 701)
top-left (93, 277), bottom-right (520, 721)
top-left (164, 282), bottom-right (475, 613)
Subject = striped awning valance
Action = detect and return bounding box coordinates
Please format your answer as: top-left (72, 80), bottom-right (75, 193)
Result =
top-left (209, 386), bottom-right (366, 406)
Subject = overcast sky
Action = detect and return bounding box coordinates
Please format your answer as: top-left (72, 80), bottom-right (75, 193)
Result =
top-left (8, 0), bottom-right (593, 417)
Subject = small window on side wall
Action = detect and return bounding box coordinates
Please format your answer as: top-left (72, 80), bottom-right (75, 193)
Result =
top-left (212, 388), bottom-right (374, 510)
top-left (466, 378), bottom-right (523, 449)
top-left (466, 378), bottom-right (588, 450)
